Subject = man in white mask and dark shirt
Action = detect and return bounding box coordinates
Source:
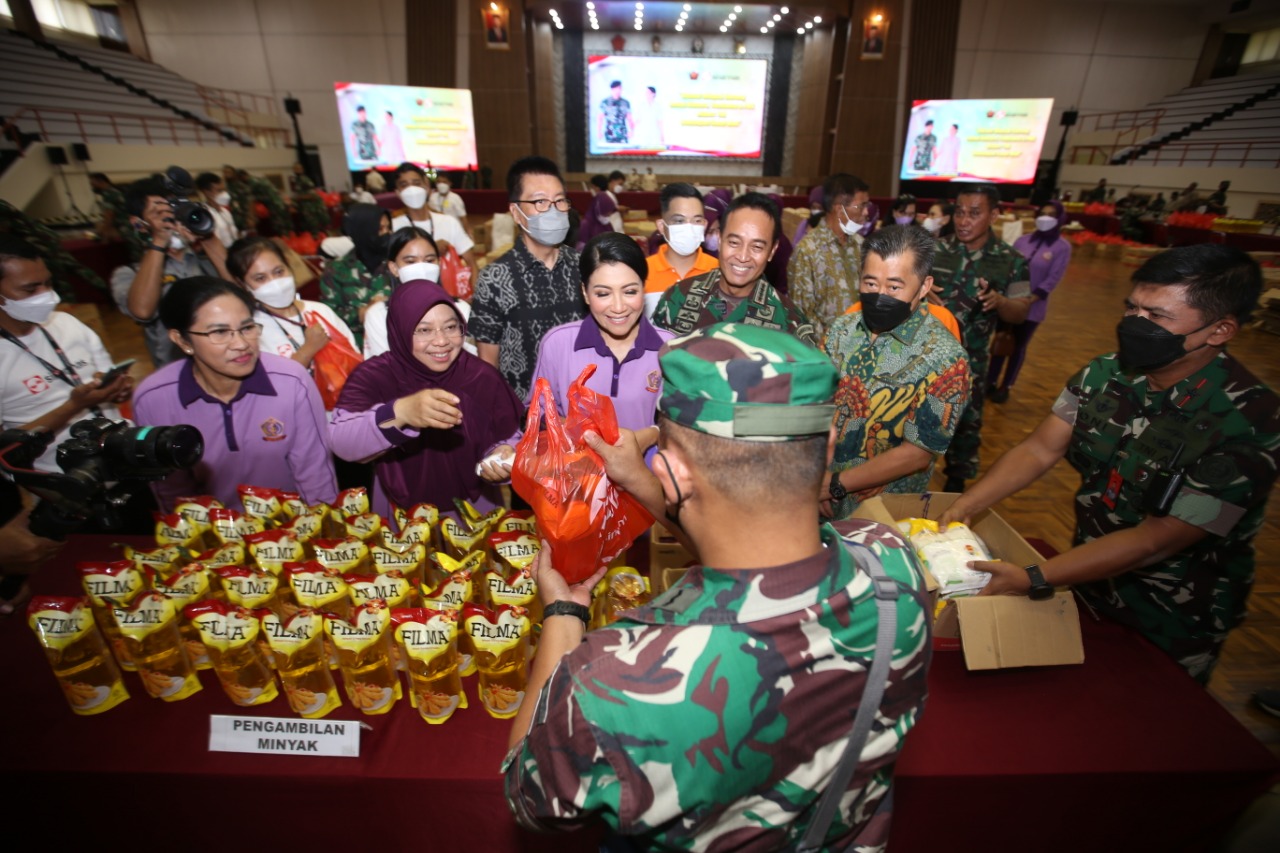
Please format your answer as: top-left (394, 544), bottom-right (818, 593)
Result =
top-left (389, 162), bottom-right (476, 279)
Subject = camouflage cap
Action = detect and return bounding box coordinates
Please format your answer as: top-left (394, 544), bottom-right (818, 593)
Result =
top-left (658, 323), bottom-right (837, 442)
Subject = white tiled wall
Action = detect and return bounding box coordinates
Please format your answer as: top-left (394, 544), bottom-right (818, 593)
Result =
top-left (134, 0), bottom-right (407, 188)
top-left (953, 0), bottom-right (1205, 149)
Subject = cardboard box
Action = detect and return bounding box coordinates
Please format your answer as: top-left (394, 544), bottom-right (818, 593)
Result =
top-left (860, 493), bottom-right (1084, 670)
top-left (649, 523), bottom-right (694, 593)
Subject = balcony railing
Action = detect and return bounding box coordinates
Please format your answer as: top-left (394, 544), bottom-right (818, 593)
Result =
top-left (1070, 139), bottom-right (1280, 170)
top-left (10, 105), bottom-right (286, 147)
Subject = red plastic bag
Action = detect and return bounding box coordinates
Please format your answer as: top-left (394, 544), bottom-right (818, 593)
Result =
top-left (511, 366), bottom-right (653, 583)
top-left (308, 311), bottom-right (363, 410)
top-left (437, 244), bottom-right (473, 301)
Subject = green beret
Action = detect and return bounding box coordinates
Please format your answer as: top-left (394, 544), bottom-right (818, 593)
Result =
top-left (658, 323), bottom-right (837, 442)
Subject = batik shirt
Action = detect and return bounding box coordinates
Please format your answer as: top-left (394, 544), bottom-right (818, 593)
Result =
top-left (787, 220), bottom-right (863, 340)
top-left (504, 520), bottom-right (930, 852)
top-left (226, 178), bottom-right (253, 231)
top-left (1053, 351), bottom-right (1280, 683)
top-left (600, 96), bottom-right (632, 143)
top-left (0, 199), bottom-right (102, 299)
top-left (929, 233), bottom-right (1031, 363)
top-left (912, 132), bottom-right (937, 171)
top-left (652, 269), bottom-right (818, 348)
top-left (468, 239), bottom-right (586, 400)
top-left (825, 306), bottom-right (971, 516)
top-left (248, 176), bottom-right (292, 236)
top-left (320, 255), bottom-right (391, 349)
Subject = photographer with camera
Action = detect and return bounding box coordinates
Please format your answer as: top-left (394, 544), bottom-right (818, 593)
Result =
top-left (110, 172), bottom-right (230, 367)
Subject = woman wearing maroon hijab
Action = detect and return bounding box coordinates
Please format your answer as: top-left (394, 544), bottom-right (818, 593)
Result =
top-left (329, 279), bottom-right (522, 518)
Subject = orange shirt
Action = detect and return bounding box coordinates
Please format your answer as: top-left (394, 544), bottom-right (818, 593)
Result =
top-left (845, 301), bottom-right (962, 341)
top-left (645, 245), bottom-right (719, 294)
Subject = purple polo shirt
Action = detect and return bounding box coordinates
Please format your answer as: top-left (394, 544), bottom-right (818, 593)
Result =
top-left (133, 353), bottom-right (338, 511)
top-left (527, 317), bottom-right (673, 433)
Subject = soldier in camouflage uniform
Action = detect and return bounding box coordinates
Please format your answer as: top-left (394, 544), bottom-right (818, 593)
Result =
top-left (0, 199), bottom-right (102, 301)
top-left (89, 172), bottom-right (145, 261)
top-left (222, 166), bottom-right (254, 232)
top-left (928, 184), bottom-right (1031, 491)
top-left (653, 193), bottom-right (818, 348)
top-left (320, 203), bottom-right (392, 349)
top-left (246, 173), bottom-right (293, 237)
top-left (504, 323), bottom-right (931, 850)
top-left (942, 245), bottom-right (1278, 684)
top-left (290, 165), bottom-right (330, 236)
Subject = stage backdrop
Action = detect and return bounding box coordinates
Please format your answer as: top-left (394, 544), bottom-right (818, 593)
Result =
top-left (900, 98), bottom-right (1054, 185)
top-left (335, 82), bottom-right (478, 172)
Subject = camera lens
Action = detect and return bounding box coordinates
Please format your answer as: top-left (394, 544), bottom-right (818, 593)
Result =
top-left (103, 423), bottom-right (203, 472)
top-left (173, 200), bottom-right (215, 238)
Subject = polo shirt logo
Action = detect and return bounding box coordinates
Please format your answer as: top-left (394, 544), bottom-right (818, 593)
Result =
top-left (261, 417), bottom-right (287, 442)
top-left (23, 375), bottom-right (48, 394)
top-left (646, 370), bottom-right (661, 393)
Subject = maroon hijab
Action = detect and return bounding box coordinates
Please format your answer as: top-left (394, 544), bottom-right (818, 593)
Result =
top-left (335, 281), bottom-right (522, 511)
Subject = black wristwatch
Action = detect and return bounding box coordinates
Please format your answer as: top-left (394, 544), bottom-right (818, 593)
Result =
top-left (828, 473), bottom-right (848, 502)
top-left (1024, 564), bottom-right (1055, 601)
top-left (543, 600), bottom-right (590, 628)
top-left (145, 242), bottom-right (167, 253)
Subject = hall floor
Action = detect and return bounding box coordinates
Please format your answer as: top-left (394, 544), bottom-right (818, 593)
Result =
top-left (88, 248), bottom-right (1280, 757)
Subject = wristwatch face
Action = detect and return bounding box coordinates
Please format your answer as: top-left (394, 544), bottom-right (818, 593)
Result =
top-left (829, 475), bottom-right (847, 501)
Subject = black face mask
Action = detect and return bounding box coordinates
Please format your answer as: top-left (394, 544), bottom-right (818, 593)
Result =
top-left (1116, 315), bottom-right (1214, 372)
top-left (655, 451), bottom-right (686, 530)
top-left (861, 292), bottom-right (915, 334)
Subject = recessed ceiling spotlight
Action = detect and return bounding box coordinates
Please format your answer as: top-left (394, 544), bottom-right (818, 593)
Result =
top-left (720, 26), bottom-right (727, 33)
top-left (773, 14), bottom-right (781, 21)
top-left (814, 16), bottom-right (822, 23)
top-left (683, 4), bottom-right (691, 10)
top-left (780, 6), bottom-right (789, 13)
top-left (805, 22), bottom-right (813, 29)
top-left (728, 13), bottom-right (736, 21)
top-left (796, 27), bottom-right (804, 34)
top-left (586, 2), bottom-right (594, 8)
top-left (734, 5), bottom-right (742, 12)
top-left (760, 27), bottom-right (767, 34)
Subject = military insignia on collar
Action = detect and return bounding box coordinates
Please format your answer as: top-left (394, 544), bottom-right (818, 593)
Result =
top-left (261, 417), bottom-right (286, 441)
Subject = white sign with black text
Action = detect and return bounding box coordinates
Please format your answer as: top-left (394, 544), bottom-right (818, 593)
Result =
top-left (208, 715), bottom-right (361, 758)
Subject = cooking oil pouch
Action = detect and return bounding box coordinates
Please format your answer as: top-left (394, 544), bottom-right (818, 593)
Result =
top-left (244, 528), bottom-right (306, 575)
top-left (282, 508), bottom-right (326, 553)
top-left (210, 508), bottom-right (266, 544)
top-left (186, 600), bottom-right (278, 706)
top-left (495, 510), bottom-right (538, 535)
top-left (217, 565), bottom-right (290, 617)
top-left (238, 484), bottom-right (285, 527)
top-left (344, 569), bottom-right (412, 610)
top-left (260, 608), bottom-right (341, 718)
top-left (593, 565), bottom-right (651, 629)
top-left (111, 591), bottom-right (201, 702)
top-left (371, 542), bottom-right (426, 601)
top-left (77, 559), bottom-right (147, 672)
top-left (392, 607), bottom-right (468, 724)
top-left (325, 600), bottom-right (402, 715)
top-left (393, 502), bottom-right (439, 537)
top-left (27, 596), bottom-right (129, 715)
top-left (313, 536), bottom-right (372, 577)
top-left (151, 564), bottom-right (215, 669)
top-left (174, 495), bottom-right (223, 551)
top-left (439, 515), bottom-right (490, 561)
top-left (283, 561), bottom-right (351, 619)
top-left (121, 543), bottom-right (188, 579)
top-left (344, 512), bottom-right (383, 542)
top-left (153, 511), bottom-right (202, 554)
top-left (484, 531), bottom-right (540, 618)
top-left (463, 602), bottom-right (531, 720)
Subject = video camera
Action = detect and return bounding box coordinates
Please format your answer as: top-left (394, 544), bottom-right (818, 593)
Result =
top-left (0, 418), bottom-right (203, 541)
top-left (160, 165), bottom-right (215, 238)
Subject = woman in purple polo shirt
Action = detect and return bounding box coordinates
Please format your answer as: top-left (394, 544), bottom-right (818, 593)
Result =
top-left (329, 281), bottom-right (522, 519)
top-left (488, 232), bottom-right (674, 467)
top-left (132, 277), bottom-right (338, 510)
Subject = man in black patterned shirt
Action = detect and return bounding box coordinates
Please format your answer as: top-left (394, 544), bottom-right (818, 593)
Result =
top-left (470, 157), bottom-right (587, 400)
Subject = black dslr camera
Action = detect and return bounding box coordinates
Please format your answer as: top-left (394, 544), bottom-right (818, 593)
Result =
top-left (160, 165), bottom-right (215, 238)
top-left (0, 418), bottom-right (203, 541)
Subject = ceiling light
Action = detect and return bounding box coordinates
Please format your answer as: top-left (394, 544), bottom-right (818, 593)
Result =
top-left (814, 16), bottom-right (822, 23)
top-left (720, 26), bottom-right (727, 32)
top-left (635, 24), bottom-right (642, 30)
top-left (760, 27), bottom-right (767, 34)
top-left (683, 4), bottom-right (691, 10)
top-left (675, 24), bottom-right (683, 31)
top-left (796, 27), bottom-right (804, 34)
top-left (805, 22), bottom-right (812, 29)
top-left (555, 22), bottom-right (563, 29)
top-left (489, 2), bottom-right (498, 10)
top-left (780, 6), bottom-right (789, 13)
top-left (586, 2), bottom-right (594, 8)
top-left (636, 2), bottom-right (644, 8)
top-left (873, 14), bottom-right (883, 24)
top-left (592, 23), bottom-right (599, 29)
top-left (728, 13), bottom-right (736, 20)
top-left (734, 5), bottom-right (742, 12)
top-left (773, 14), bottom-right (781, 21)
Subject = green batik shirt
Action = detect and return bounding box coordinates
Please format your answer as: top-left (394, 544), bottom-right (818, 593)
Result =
top-left (1053, 351), bottom-right (1280, 683)
top-left (320, 255), bottom-right (391, 348)
top-left (227, 179), bottom-right (253, 231)
top-left (787, 220), bottom-right (863, 340)
top-left (824, 306), bottom-right (972, 517)
top-left (652, 268), bottom-right (818, 348)
top-left (504, 520), bottom-right (930, 852)
top-left (929, 233), bottom-right (1030, 361)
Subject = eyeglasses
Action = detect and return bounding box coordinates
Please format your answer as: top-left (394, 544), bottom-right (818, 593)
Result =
top-left (413, 322), bottom-right (464, 341)
top-left (516, 197), bottom-right (572, 213)
top-left (186, 323), bottom-right (263, 345)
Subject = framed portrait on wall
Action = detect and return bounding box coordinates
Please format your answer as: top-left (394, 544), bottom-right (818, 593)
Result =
top-left (483, 6), bottom-right (510, 50)
top-left (861, 19), bottom-right (888, 60)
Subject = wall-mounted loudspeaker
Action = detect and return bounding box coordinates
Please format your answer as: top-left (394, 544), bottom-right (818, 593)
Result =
top-left (46, 146), bottom-right (68, 166)
top-left (72, 142), bottom-right (90, 161)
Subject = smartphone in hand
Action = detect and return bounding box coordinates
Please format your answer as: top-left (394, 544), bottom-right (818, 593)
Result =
top-left (97, 358), bottom-right (136, 386)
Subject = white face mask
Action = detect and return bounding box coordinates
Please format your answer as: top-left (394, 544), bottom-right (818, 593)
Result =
top-left (837, 207), bottom-right (860, 237)
top-left (611, 183), bottom-right (624, 194)
top-left (253, 275), bottom-right (297, 309)
top-left (214, 191), bottom-right (231, 207)
top-left (397, 261), bottom-right (440, 283)
top-left (1035, 215), bottom-right (1058, 232)
top-left (398, 185), bottom-right (428, 209)
top-left (922, 217), bottom-right (943, 234)
top-left (665, 222), bottom-right (705, 257)
top-left (1, 289), bottom-right (60, 325)
top-left (169, 232), bottom-right (187, 251)
top-left (436, 183), bottom-right (450, 195)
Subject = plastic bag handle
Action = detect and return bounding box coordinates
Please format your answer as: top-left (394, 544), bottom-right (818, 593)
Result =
top-left (524, 378), bottom-right (572, 452)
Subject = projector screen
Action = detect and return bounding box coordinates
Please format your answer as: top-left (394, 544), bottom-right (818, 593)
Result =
top-left (587, 54), bottom-right (768, 159)
top-left (899, 98), bottom-right (1054, 185)
top-left (334, 82), bottom-right (478, 171)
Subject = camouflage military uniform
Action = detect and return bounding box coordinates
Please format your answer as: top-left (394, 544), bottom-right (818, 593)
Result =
top-left (652, 268), bottom-right (819, 348)
top-left (929, 232), bottom-right (1030, 480)
top-left (225, 177), bottom-right (254, 231)
top-left (291, 174), bottom-right (330, 236)
top-left (247, 176), bottom-right (292, 236)
top-left (320, 255), bottom-right (391, 349)
top-left (1053, 351), bottom-right (1280, 683)
top-left (825, 305), bottom-right (972, 516)
top-left (0, 199), bottom-right (103, 300)
top-left (95, 186), bottom-right (145, 261)
top-left (505, 520), bottom-right (930, 850)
